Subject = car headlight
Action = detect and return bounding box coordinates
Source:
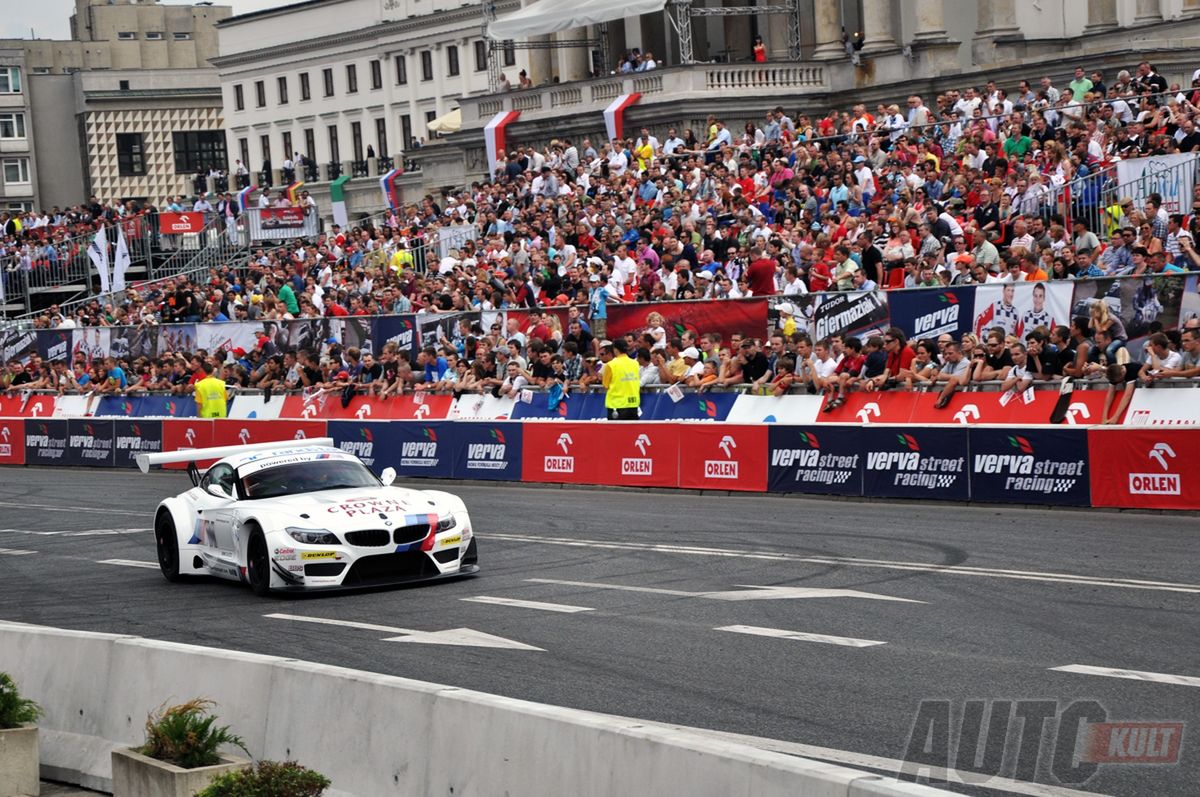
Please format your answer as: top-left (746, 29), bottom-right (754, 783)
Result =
top-left (286, 527), bottom-right (341, 545)
top-left (437, 516), bottom-right (457, 532)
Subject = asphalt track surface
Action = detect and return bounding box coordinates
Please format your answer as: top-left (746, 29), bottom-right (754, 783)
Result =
top-left (0, 468), bottom-right (1196, 797)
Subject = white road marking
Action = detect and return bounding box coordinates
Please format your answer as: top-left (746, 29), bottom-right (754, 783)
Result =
top-left (0, 528), bottom-right (150, 537)
top-left (716, 625), bottom-right (886, 648)
top-left (0, 547), bottom-right (35, 556)
top-left (264, 612), bottom-right (543, 651)
top-left (462, 596), bottom-right (594, 613)
top-left (492, 533), bottom-right (1200, 594)
top-left (526, 578), bottom-right (921, 604)
top-left (0, 500), bottom-right (135, 516)
top-left (1050, 664), bottom-right (1200, 688)
top-left (97, 559), bottom-right (158, 569)
top-left (661, 725), bottom-right (1105, 797)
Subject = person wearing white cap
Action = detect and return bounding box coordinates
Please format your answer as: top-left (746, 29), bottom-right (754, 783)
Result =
top-left (775, 301), bottom-right (798, 337)
top-left (681, 346), bottom-right (705, 386)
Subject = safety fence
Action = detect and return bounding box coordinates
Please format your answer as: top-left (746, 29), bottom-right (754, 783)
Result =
top-left (0, 416), bottom-right (1192, 511)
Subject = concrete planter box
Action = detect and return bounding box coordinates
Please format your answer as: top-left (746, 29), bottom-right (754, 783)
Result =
top-left (0, 724), bottom-right (39, 797)
top-left (111, 747), bottom-right (249, 797)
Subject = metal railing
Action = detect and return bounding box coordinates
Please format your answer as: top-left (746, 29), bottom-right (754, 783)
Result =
top-left (1046, 154), bottom-right (1200, 237)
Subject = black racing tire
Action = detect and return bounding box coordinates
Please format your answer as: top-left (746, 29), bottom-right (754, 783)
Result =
top-left (245, 526), bottom-right (272, 597)
top-left (154, 511), bottom-right (181, 583)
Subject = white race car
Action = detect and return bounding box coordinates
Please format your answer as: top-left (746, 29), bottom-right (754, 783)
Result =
top-left (137, 438), bottom-right (478, 594)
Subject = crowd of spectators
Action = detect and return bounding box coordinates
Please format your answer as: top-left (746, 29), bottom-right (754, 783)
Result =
top-left (7, 59), bottom-right (1200, 407)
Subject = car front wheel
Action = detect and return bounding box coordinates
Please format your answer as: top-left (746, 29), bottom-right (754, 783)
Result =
top-left (245, 526), bottom-right (272, 596)
top-left (155, 511), bottom-right (181, 582)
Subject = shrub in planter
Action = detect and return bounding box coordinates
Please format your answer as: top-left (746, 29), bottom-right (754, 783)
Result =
top-left (136, 698), bottom-right (247, 769)
top-left (197, 760), bottom-right (331, 797)
top-left (0, 672), bottom-right (42, 797)
top-left (0, 672), bottom-right (42, 728)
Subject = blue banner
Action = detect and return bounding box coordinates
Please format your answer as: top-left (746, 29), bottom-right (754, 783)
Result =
top-left (861, 426), bottom-right (969, 501)
top-left (653, 392), bottom-right (739, 421)
top-left (372, 315), bottom-right (419, 359)
top-left (24, 419), bottom-right (68, 467)
top-left (509, 391), bottom-right (607, 420)
top-left (95, 396), bottom-right (143, 417)
top-left (886, 286), bottom-right (976, 341)
top-left (449, 422), bottom-right (522, 481)
top-left (37, 330), bottom-right (72, 362)
top-left (390, 422), bottom-right (455, 479)
top-left (968, 428), bottom-right (1090, 506)
top-left (328, 420), bottom-right (401, 474)
top-left (66, 419), bottom-right (115, 468)
top-left (140, 396), bottom-right (199, 418)
top-left (768, 425), bottom-right (862, 495)
top-left (113, 419), bottom-right (163, 469)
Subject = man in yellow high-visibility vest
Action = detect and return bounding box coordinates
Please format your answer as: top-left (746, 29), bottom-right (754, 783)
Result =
top-left (194, 361), bottom-right (228, 419)
top-left (602, 338), bottom-right (640, 421)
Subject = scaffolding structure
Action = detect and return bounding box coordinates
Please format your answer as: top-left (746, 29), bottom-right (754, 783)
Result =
top-left (483, 1), bottom-right (610, 93)
top-left (667, 0), bottom-right (802, 63)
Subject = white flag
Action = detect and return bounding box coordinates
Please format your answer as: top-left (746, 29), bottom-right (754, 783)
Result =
top-left (112, 224), bottom-right (131, 292)
top-left (88, 227), bottom-right (110, 294)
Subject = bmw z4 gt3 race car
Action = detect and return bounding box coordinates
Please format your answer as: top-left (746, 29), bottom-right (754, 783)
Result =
top-left (137, 438), bottom-right (478, 594)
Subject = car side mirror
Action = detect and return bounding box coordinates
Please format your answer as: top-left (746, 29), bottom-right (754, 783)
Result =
top-left (380, 467), bottom-right (397, 487)
top-left (206, 483), bottom-right (234, 500)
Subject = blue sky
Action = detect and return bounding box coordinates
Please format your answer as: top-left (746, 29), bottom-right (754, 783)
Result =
top-left (2, 0), bottom-right (286, 40)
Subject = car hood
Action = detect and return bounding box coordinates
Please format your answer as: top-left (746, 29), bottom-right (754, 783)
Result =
top-left (254, 486), bottom-right (452, 533)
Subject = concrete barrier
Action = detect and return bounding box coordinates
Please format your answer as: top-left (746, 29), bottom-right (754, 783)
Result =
top-left (0, 621), bottom-right (952, 796)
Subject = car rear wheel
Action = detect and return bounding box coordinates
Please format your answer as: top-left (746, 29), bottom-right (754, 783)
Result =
top-left (246, 526), bottom-right (271, 596)
top-left (155, 511), bottom-right (181, 582)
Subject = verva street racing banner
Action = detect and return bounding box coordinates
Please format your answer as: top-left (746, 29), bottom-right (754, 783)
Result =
top-left (887, 286), bottom-right (975, 340)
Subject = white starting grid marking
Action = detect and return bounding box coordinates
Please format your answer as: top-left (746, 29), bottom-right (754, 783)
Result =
top-left (1049, 664), bottom-right (1200, 688)
top-left (0, 547), bottom-right (35, 556)
top-left (490, 533), bottom-right (1200, 594)
top-left (461, 596), bottom-right (594, 614)
top-left (525, 578), bottom-right (921, 603)
top-left (97, 559), bottom-right (158, 569)
top-left (716, 625), bottom-right (886, 648)
top-left (0, 528), bottom-right (149, 537)
top-left (263, 612), bottom-right (543, 651)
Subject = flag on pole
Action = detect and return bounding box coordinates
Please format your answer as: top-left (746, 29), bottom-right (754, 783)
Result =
top-left (88, 227), bottom-right (110, 294)
top-left (112, 224), bottom-right (131, 292)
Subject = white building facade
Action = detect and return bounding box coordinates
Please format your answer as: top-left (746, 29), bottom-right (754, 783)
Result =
top-left (214, 0), bottom-right (529, 186)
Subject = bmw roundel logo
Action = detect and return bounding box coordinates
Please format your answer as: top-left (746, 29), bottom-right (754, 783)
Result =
top-left (384, 520), bottom-right (393, 527)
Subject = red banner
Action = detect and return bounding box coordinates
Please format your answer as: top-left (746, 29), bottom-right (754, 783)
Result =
top-left (211, 419), bottom-right (328, 448)
top-left (606, 298), bottom-right (769, 345)
top-left (162, 419), bottom-right (214, 470)
top-left (0, 419), bottom-right (25, 465)
top-left (259, 207), bottom-right (307, 228)
top-left (280, 394), bottom-right (453, 422)
top-left (677, 424), bottom-right (767, 492)
top-left (157, 212), bottom-right (207, 235)
top-left (520, 422), bottom-right (600, 485)
top-left (818, 389), bottom-right (1125, 426)
top-left (1089, 428), bottom-right (1200, 510)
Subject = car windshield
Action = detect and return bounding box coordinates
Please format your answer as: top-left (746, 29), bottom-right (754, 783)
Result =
top-left (239, 459), bottom-right (379, 500)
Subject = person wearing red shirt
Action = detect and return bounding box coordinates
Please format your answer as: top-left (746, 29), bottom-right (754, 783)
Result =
top-left (807, 259), bottom-right (832, 292)
top-left (883, 327), bottom-right (915, 384)
top-left (745, 248), bottom-right (778, 296)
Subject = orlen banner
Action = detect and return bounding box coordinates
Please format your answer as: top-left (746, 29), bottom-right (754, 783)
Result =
top-left (0, 419), bottom-right (25, 465)
top-left (590, 423), bottom-right (680, 488)
top-left (1089, 428), bottom-right (1200, 510)
top-left (157, 212), bottom-right (206, 234)
top-left (768, 425), bottom-right (861, 495)
top-left (862, 426), bottom-right (969, 501)
top-left (677, 424), bottom-right (767, 492)
top-left (968, 428), bottom-right (1090, 506)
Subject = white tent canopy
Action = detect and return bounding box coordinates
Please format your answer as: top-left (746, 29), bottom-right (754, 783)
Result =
top-left (487, 0), bottom-right (668, 41)
top-left (426, 108), bottom-right (462, 134)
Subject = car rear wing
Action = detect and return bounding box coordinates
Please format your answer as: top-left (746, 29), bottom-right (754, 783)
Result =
top-left (136, 438), bottom-right (337, 475)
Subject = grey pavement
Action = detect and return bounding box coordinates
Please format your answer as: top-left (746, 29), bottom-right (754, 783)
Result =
top-left (0, 467), bottom-right (1197, 797)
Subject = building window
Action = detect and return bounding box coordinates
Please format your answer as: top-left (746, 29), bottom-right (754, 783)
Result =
top-left (474, 40), bottom-right (487, 72)
top-left (146, 31), bottom-right (163, 40)
top-left (394, 54), bottom-right (407, 85)
top-left (117, 31), bottom-right (136, 40)
top-left (370, 59), bottom-right (382, 90)
top-left (172, 130), bottom-right (227, 174)
top-left (116, 133), bottom-right (146, 176)
top-left (259, 134), bottom-right (271, 165)
top-left (173, 32), bottom-right (191, 40)
top-left (420, 51), bottom-right (432, 81)
top-left (5, 201), bottom-right (33, 213)
top-left (0, 67), bottom-right (20, 93)
top-left (502, 41), bottom-right (516, 67)
top-left (2, 158), bottom-right (30, 184)
top-left (346, 64), bottom-right (358, 94)
top-left (238, 137), bottom-right (249, 169)
top-left (425, 110), bottom-right (437, 128)
top-left (351, 121), bottom-right (363, 161)
top-left (233, 83), bottom-right (244, 111)
top-left (254, 80), bottom-right (266, 108)
top-left (31, 67), bottom-right (50, 76)
top-left (0, 113), bottom-right (26, 139)
top-left (447, 45), bottom-right (460, 77)
top-left (400, 114), bottom-right (412, 150)
top-left (322, 68), bottom-right (334, 97)
top-left (303, 128), bottom-right (315, 163)
top-left (118, 79), bottom-right (130, 91)
top-left (299, 72), bottom-right (310, 101)
top-left (375, 117), bottom-right (387, 158)
top-left (277, 76), bottom-right (288, 105)
top-left (328, 125), bottom-right (340, 162)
